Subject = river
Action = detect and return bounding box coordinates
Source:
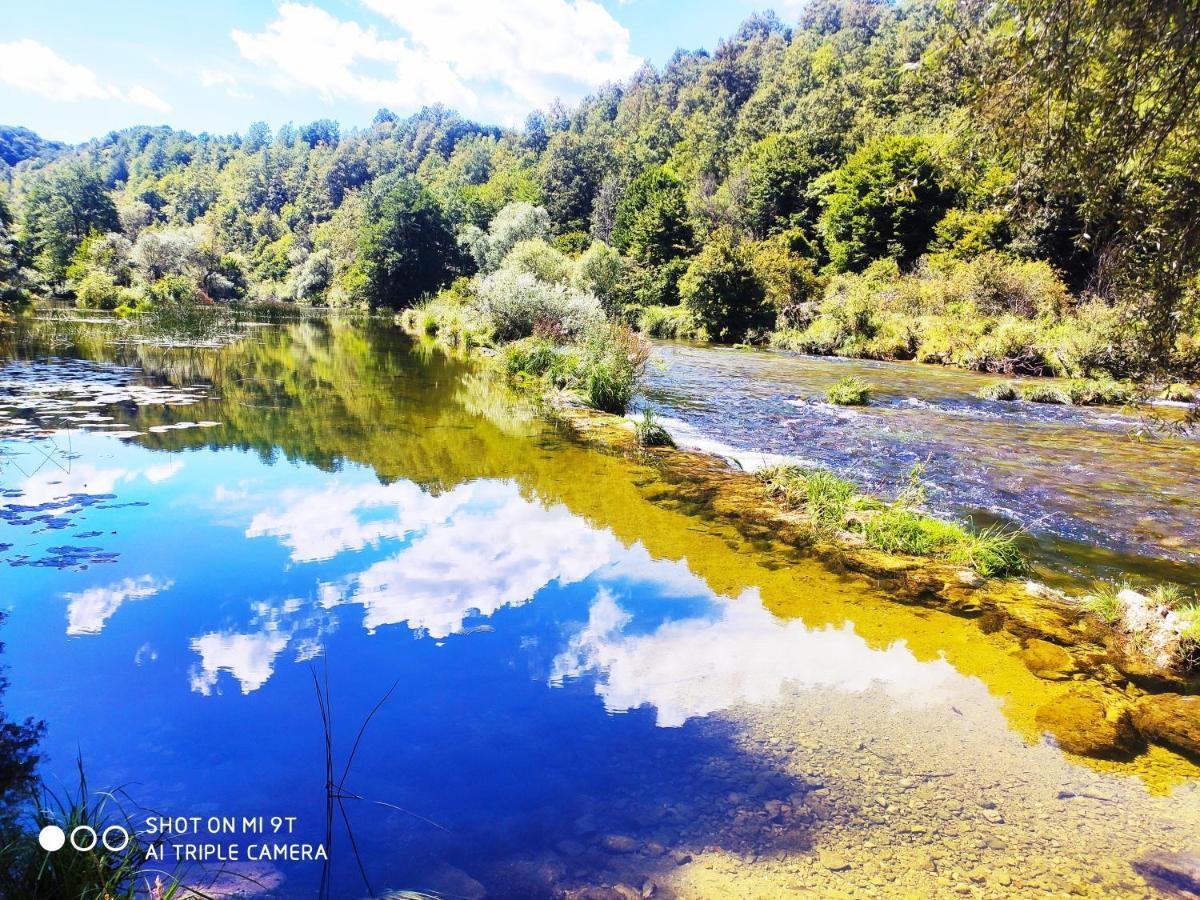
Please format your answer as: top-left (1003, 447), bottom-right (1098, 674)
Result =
top-left (1, 316), bottom-right (1198, 898)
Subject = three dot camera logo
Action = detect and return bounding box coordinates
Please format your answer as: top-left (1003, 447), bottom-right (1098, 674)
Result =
top-left (38, 823), bottom-right (130, 853)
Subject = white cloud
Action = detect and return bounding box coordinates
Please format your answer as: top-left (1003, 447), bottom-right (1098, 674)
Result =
top-left (0, 39), bottom-right (171, 111)
top-left (125, 84), bottom-right (172, 113)
top-left (231, 1), bottom-right (641, 121)
top-left (322, 481), bottom-right (615, 638)
top-left (65, 575), bottom-right (173, 636)
top-left (551, 589), bottom-right (991, 728)
top-left (232, 4), bottom-right (473, 110)
top-left (189, 628), bottom-right (290, 695)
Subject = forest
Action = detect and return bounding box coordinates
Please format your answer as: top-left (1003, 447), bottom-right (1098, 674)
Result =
top-left (1, 0), bottom-right (1199, 383)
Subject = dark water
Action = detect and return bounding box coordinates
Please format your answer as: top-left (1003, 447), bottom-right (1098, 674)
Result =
top-left (2, 319), bottom-right (1199, 898)
top-left (641, 343), bottom-right (1200, 587)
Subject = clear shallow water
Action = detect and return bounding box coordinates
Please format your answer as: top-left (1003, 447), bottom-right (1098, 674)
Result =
top-left (641, 343), bottom-right (1200, 587)
top-left (2, 320), bottom-right (1199, 898)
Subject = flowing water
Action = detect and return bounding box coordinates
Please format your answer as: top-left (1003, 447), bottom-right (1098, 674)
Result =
top-left (2, 317), bottom-right (1199, 898)
top-left (641, 342), bottom-right (1200, 589)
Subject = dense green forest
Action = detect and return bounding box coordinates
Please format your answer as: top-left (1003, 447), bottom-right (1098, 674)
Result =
top-left (2, 0), bottom-right (1198, 380)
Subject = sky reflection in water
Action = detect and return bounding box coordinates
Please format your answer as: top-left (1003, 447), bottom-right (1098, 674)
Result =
top-left (1, 425), bottom-right (993, 895)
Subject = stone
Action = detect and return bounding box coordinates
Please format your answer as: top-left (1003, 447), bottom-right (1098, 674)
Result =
top-left (1131, 693), bottom-right (1200, 758)
top-left (1035, 692), bottom-right (1144, 758)
top-left (818, 849), bottom-right (851, 871)
top-left (423, 863), bottom-right (486, 900)
top-left (641, 879), bottom-right (658, 898)
top-left (1002, 594), bottom-right (1077, 644)
top-left (600, 834), bottom-right (639, 854)
top-left (1020, 639), bottom-right (1077, 680)
top-left (956, 569), bottom-right (984, 588)
top-left (1132, 851), bottom-right (1200, 896)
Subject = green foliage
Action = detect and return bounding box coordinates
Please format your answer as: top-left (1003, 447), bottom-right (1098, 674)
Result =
top-left (20, 164), bottom-right (119, 283)
top-left (1082, 581), bottom-right (1127, 625)
top-left (825, 376), bottom-right (872, 406)
top-left (1065, 378), bottom-right (1134, 406)
top-left (1018, 383), bottom-right (1071, 404)
top-left (612, 166), bottom-right (693, 266)
top-left (820, 135), bottom-right (956, 273)
top-left (576, 321), bottom-right (652, 413)
top-left (635, 409), bottom-right (676, 447)
top-left (74, 270), bottom-right (122, 310)
top-left (730, 133), bottom-right (825, 238)
top-left (572, 242), bottom-right (625, 312)
top-left (461, 201), bottom-right (551, 273)
top-left (977, 381), bottom-right (1019, 401)
top-left (679, 227), bottom-right (770, 342)
top-left (475, 267), bottom-right (602, 341)
top-left (757, 465), bottom-right (858, 528)
top-left (638, 304), bottom-right (698, 339)
top-left (358, 174), bottom-right (458, 308)
top-left (0, 760), bottom-right (187, 899)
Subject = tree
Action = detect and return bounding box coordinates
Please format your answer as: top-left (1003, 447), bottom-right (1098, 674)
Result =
top-left (679, 227), bottom-right (771, 341)
top-left (611, 166), bottom-right (693, 266)
top-left (461, 201), bottom-right (551, 273)
top-left (299, 119), bottom-right (340, 148)
top-left (819, 135), bottom-right (955, 272)
top-left (951, 0), bottom-right (1200, 367)
top-left (20, 164), bottom-right (119, 284)
top-left (732, 133), bottom-right (825, 238)
top-left (242, 121), bottom-right (272, 153)
top-left (358, 175), bottom-right (459, 308)
top-left (538, 132), bottom-right (600, 234)
top-left (0, 196), bottom-right (22, 303)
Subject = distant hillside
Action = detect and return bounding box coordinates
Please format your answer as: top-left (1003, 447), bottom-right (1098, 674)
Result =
top-left (0, 125), bottom-right (67, 167)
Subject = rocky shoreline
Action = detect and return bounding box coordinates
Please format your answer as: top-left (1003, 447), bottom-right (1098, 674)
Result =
top-left (541, 392), bottom-right (1200, 767)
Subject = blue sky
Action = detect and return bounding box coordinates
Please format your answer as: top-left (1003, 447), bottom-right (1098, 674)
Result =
top-left (0, 1), bottom-right (797, 143)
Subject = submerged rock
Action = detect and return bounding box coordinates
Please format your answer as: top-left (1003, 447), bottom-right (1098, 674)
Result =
top-left (1020, 639), bottom-right (1077, 680)
top-left (1131, 694), bottom-right (1200, 758)
top-left (1035, 692), bottom-right (1144, 758)
top-left (1133, 851), bottom-right (1200, 897)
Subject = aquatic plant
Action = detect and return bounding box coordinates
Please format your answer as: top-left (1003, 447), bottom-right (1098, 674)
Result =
top-left (825, 376), bottom-right (873, 406)
top-left (860, 507), bottom-right (964, 555)
top-left (950, 525), bottom-right (1027, 578)
top-left (1019, 383), bottom-right (1072, 404)
top-left (756, 465), bottom-right (858, 527)
top-left (977, 381), bottom-right (1019, 401)
top-left (634, 409), bottom-right (675, 447)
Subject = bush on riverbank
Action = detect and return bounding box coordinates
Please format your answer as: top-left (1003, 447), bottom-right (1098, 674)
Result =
top-left (768, 254), bottom-right (1189, 380)
top-left (756, 464), bottom-right (1026, 577)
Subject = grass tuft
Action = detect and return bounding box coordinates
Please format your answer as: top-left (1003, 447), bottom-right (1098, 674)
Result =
top-left (634, 409), bottom-right (675, 447)
top-left (1019, 383), bottom-right (1072, 404)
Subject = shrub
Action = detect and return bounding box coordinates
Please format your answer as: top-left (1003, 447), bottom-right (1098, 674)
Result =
top-left (575, 321), bottom-right (651, 413)
top-left (861, 507), bottom-right (964, 556)
top-left (1066, 378), bottom-right (1134, 406)
top-left (635, 409), bottom-right (675, 447)
top-left (501, 238), bottom-right (573, 285)
top-left (74, 270), bottom-right (121, 310)
top-left (826, 376), bottom-right (872, 405)
top-left (1161, 383), bottom-right (1197, 403)
top-left (502, 337), bottom-right (560, 377)
top-left (572, 242), bottom-right (625, 312)
top-left (475, 268), bottom-right (602, 340)
top-left (639, 304), bottom-right (697, 339)
top-left (978, 381), bottom-right (1019, 401)
top-left (462, 201), bottom-right (551, 273)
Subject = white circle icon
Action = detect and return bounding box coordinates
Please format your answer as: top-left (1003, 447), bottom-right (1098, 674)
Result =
top-left (102, 825), bottom-right (130, 852)
top-left (38, 825), bottom-right (66, 852)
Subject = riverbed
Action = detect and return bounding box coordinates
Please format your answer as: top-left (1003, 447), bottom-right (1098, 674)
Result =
top-left (641, 342), bottom-right (1200, 589)
top-left (2, 317), bottom-right (1198, 898)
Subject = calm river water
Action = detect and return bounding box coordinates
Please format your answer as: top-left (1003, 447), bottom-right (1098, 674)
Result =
top-left (1, 318), bottom-right (1198, 898)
